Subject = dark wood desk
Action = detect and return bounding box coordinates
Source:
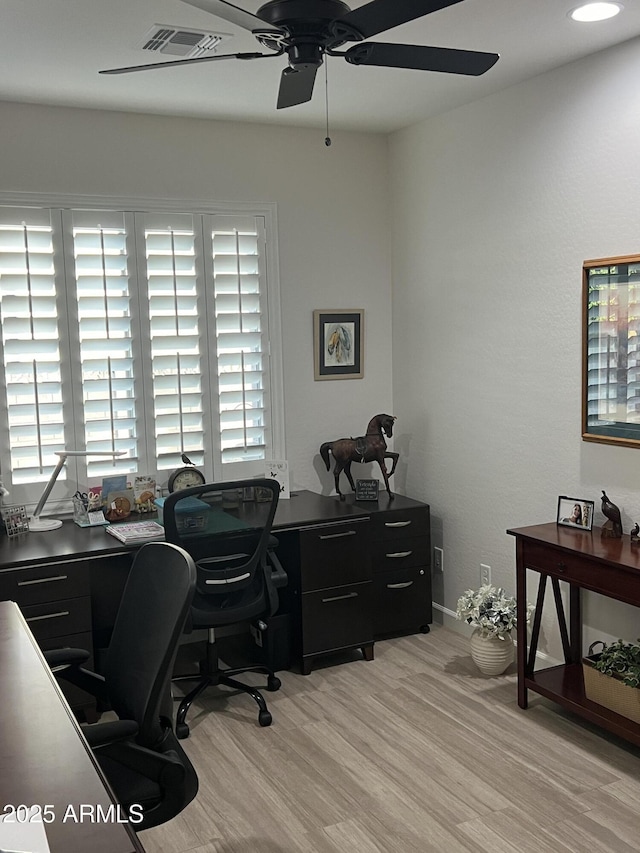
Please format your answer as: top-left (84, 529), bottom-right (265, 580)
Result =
top-left (0, 600), bottom-right (144, 853)
top-left (0, 490), bottom-right (431, 678)
top-left (508, 522), bottom-right (640, 747)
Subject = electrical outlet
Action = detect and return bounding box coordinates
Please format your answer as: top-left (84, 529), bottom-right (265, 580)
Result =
top-left (434, 546), bottom-right (444, 573)
top-left (480, 563), bottom-right (491, 585)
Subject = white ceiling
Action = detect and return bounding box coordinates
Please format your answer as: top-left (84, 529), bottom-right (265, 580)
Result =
top-left (1, 0), bottom-right (640, 134)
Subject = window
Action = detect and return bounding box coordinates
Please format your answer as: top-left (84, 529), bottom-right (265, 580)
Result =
top-left (583, 254), bottom-right (640, 446)
top-left (0, 196), bottom-right (284, 510)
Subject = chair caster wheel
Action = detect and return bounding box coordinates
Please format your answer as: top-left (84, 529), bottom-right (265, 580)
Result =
top-left (176, 722), bottom-right (190, 739)
top-left (258, 710), bottom-right (272, 727)
top-left (267, 675), bottom-right (281, 691)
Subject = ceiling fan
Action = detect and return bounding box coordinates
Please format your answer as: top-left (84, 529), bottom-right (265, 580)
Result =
top-left (100, 0), bottom-right (499, 110)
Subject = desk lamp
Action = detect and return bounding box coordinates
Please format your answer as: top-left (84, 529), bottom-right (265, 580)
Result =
top-left (30, 450), bottom-right (125, 532)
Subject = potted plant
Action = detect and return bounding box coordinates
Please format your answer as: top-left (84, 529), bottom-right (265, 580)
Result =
top-left (456, 584), bottom-right (530, 675)
top-left (583, 638), bottom-right (640, 724)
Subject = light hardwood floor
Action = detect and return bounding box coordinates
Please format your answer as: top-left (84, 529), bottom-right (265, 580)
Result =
top-left (140, 626), bottom-right (640, 853)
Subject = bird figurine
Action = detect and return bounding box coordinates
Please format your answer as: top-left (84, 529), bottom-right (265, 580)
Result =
top-left (631, 523), bottom-right (640, 544)
top-left (601, 490), bottom-right (623, 539)
top-left (181, 453), bottom-right (194, 466)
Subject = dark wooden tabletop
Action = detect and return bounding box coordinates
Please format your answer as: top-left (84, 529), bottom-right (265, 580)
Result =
top-left (0, 600), bottom-right (144, 852)
top-left (0, 490), bottom-right (428, 569)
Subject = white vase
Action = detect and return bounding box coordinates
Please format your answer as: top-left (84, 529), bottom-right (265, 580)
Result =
top-left (470, 629), bottom-right (514, 676)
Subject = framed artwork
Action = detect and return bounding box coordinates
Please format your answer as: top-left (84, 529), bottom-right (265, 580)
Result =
top-left (557, 496), bottom-right (594, 531)
top-left (313, 309), bottom-right (364, 380)
top-left (583, 254), bottom-right (640, 447)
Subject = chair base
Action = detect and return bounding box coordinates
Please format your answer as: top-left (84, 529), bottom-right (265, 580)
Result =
top-left (173, 638), bottom-right (281, 738)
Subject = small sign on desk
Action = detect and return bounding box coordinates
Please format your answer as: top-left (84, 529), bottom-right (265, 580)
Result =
top-left (355, 479), bottom-right (379, 501)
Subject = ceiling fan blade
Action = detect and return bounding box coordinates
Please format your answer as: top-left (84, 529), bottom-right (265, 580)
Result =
top-left (100, 51), bottom-right (278, 75)
top-left (338, 0), bottom-right (466, 40)
top-left (344, 43), bottom-right (499, 76)
top-left (277, 66), bottom-right (318, 109)
top-left (179, 0), bottom-right (282, 34)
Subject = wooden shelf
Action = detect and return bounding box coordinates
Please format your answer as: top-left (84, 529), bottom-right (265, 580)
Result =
top-left (528, 663), bottom-right (640, 747)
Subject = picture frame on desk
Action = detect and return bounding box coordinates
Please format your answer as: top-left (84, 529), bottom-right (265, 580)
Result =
top-left (313, 309), bottom-right (363, 380)
top-left (557, 495), bottom-right (594, 530)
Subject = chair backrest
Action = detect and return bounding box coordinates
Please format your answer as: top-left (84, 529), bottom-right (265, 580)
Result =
top-left (103, 541), bottom-right (197, 745)
top-left (162, 478), bottom-right (280, 627)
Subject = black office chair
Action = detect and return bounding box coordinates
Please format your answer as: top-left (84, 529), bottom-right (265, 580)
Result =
top-left (45, 541), bottom-right (199, 830)
top-left (162, 478), bottom-right (284, 738)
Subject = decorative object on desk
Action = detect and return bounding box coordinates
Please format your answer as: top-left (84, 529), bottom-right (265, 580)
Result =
top-left (265, 460), bottom-right (290, 498)
top-left (105, 520), bottom-right (165, 544)
top-left (134, 475), bottom-right (157, 513)
top-left (355, 478), bottom-right (380, 501)
top-left (1, 505), bottom-right (30, 537)
top-left (631, 523), bottom-right (640, 544)
top-left (313, 309), bottom-right (363, 380)
top-left (582, 639), bottom-right (640, 725)
top-left (556, 495), bottom-right (594, 531)
top-left (87, 486), bottom-right (102, 510)
top-left (600, 490), bottom-right (623, 538)
top-left (320, 413), bottom-right (399, 501)
top-left (100, 473), bottom-right (127, 507)
top-left (30, 449), bottom-right (126, 532)
top-left (72, 491), bottom-right (109, 527)
top-left (104, 489), bottom-right (135, 521)
top-left (167, 464), bottom-right (206, 492)
top-left (456, 584), bottom-right (532, 676)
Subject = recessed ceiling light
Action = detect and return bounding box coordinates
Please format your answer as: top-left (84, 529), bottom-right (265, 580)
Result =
top-left (569, 2), bottom-right (623, 22)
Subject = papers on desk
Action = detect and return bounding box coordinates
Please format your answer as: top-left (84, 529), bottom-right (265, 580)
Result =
top-left (0, 806), bottom-right (51, 853)
top-left (105, 520), bottom-right (165, 544)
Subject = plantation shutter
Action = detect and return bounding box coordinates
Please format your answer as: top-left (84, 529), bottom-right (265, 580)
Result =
top-left (209, 215), bottom-right (271, 468)
top-left (0, 208), bottom-right (71, 485)
top-left (0, 198), bottom-right (282, 509)
top-left (66, 209), bottom-right (140, 480)
top-left (139, 212), bottom-right (210, 473)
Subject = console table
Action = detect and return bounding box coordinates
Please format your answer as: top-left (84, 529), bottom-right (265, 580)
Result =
top-left (508, 522), bottom-right (640, 747)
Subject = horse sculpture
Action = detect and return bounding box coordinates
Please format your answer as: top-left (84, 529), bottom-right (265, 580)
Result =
top-left (320, 413), bottom-right (399, 500)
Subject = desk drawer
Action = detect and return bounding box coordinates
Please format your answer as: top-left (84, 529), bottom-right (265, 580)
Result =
top-left (523, 541), bottom-right (606, 584)
top-left (522, 541), bottom-right (640, 600)
top-left (301, 581), bottom-right (373, 655)
top-left (372, 535), bottom-right (429, 572)
top-left (369, 507), bottom-right (429, 541)
top-left (0, 562), bottom-right (89, 606)
top-left (373, 567), bottom-right (431, 636)
top-left (299, 520), bottom-right (370, 591)
top-left (21, 596), bottom-right (92, 642)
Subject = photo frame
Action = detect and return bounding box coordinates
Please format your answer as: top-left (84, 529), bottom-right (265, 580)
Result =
top-left (313, 309), bottom-right (363, 380)
top-left (557, 496), bottom-right (594, 531)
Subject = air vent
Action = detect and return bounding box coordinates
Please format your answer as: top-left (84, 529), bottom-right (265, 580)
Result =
top-left (138, 24), bottom-right (232, 58)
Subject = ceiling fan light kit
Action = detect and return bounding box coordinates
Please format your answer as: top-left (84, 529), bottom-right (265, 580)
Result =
top-left (101, 0), bottom-right (499, 111)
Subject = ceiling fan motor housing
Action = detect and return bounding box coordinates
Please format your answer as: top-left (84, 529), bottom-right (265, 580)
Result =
top-left (256, 0), bottom-right (358, 67)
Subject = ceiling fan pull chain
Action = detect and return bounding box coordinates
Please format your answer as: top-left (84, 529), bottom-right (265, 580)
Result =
top-left (324, 61), bottom-right (332, 147)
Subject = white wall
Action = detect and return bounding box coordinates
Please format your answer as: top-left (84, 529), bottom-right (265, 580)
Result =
top-left (389, 36), bottom-right (640, 655)
top-left (0, 102), bottom-right (393, 495)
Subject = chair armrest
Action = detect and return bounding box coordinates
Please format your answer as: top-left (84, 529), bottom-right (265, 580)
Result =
top-left (45, 647), bottom-right (91, 668)
top-left (48, 657), bottom-right (110, 706)
top-left (83, 719), bottom-right (139, 749)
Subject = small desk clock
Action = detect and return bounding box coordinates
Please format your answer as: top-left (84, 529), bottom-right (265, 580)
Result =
top-left (167, 465), bottom-right (206, 493)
